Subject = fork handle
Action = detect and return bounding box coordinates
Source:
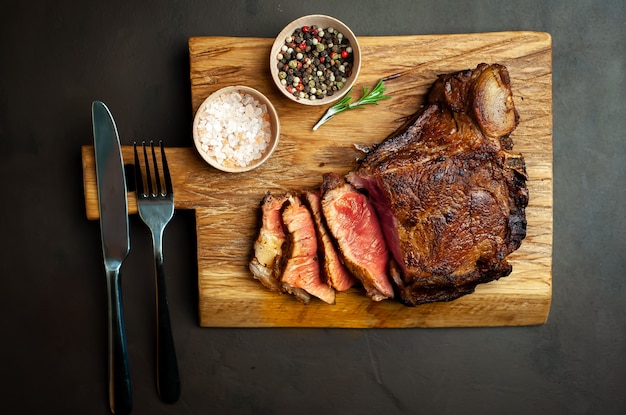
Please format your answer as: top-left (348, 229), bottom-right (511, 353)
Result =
top-left (154, 247), bottom-right (181, 403)
top-left (106, 268), bottom-right (132, 415)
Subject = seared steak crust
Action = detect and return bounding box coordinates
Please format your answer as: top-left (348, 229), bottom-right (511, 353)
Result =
top-left (349, 63), bottom-right (528, 305)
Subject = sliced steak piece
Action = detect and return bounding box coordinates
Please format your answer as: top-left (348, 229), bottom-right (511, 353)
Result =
top-left (303, 190), bottom-right (357, 292)
top-left (321, 173), bottom-right (393, 301)
top-left (348, 63), bottom-right (528, 306)
top-left (281, 194), bottom-right (336, 304)
top-left (249, 192), bottom-right (288, 292)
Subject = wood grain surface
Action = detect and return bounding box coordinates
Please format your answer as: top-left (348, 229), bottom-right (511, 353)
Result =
top-left (83, 32), bottom-right (552, 327)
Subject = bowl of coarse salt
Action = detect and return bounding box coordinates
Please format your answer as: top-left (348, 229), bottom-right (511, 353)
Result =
top-left (193, 86), bottom-right (280, 173)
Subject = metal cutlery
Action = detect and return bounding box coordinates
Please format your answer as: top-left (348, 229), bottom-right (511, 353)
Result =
top-left (133, 140), bottom-right (180, 404)
top-left (92, 101), bottom-right (133, 415)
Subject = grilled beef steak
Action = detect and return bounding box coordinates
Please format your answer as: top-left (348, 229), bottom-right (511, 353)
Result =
top-left (249, 192), bottom-right (288, 292)
top-left (281, 194), bottom-right (336, 304)
top-left (304, 191), bottom-right (357, 292)
top-left (321, 173), bottom-right (393, 301)
top-left (348, 63), bottom-right (528, 305)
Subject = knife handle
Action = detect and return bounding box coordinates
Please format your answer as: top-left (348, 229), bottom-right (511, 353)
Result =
top-left (107, 268), bottom-right (132, 415)
top-left (155, 254), bottom-right (180, 404)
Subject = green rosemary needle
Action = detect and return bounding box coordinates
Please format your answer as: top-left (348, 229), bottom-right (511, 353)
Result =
top-left (312, 78), bottom-right (391, 131)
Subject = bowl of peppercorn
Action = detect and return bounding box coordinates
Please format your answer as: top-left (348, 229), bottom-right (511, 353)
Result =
top-left (270, 14), bottom-right (361, 106)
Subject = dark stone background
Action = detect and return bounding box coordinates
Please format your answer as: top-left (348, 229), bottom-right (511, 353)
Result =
top-left (1, 1), bottom-right (624, 414)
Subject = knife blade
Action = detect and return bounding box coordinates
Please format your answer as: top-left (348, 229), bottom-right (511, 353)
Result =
top-left (92, 101), bottom-right (132, 415)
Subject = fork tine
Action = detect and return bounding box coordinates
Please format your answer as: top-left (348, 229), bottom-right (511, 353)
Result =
top-left (134, 142), bottom-right (145, 197)
top-left (150, 141), bottom-right (163, 196)
top-left (142, 141), bottom-right (154, 196)
top-left (159, 140), bottom-right (173, 196)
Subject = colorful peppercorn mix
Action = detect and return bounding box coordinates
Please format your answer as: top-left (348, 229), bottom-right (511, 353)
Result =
top-left (275, 25), bottom-right (354, 101)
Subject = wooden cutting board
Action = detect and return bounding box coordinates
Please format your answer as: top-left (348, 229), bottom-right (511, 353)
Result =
top-left (82, 31), bottom-right (552, 328)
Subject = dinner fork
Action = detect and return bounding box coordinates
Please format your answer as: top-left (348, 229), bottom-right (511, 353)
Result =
top-left (133, 140), bottom-right (180, 404)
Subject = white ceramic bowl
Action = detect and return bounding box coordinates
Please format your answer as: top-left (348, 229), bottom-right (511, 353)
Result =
top-left (270, 14), bottom-right (361, 106)
top-left (192, 86), bottom-right (280, 173)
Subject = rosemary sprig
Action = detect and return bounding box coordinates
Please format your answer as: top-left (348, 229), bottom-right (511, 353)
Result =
top-left (312, 78), bottom-right (391, 131)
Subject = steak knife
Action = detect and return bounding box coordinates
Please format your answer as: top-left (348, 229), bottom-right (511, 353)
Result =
top-left (92, 101), bottom-right (132, 415)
